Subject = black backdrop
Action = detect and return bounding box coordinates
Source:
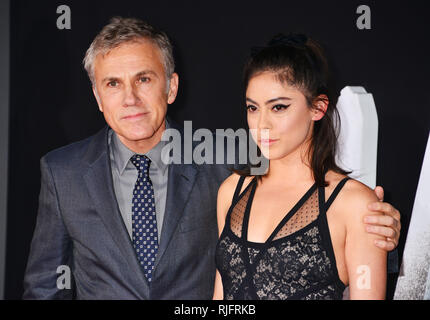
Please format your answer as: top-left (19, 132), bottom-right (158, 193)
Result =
top-left (5, 0), bottom-right (430, 299)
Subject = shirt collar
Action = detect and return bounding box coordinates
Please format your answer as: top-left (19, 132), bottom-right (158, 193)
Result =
top-left (110, 118), bottom-right (170, 176)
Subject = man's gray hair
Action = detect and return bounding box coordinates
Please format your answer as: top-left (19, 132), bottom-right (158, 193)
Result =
top-left (83, 17), bottom-right (175, 85)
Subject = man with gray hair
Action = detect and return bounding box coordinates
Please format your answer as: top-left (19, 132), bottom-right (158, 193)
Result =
top-left (23, 17), bottom-right (401, 299)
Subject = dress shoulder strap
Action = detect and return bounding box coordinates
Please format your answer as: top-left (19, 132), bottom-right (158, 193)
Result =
top-left (324, 177), bottom-right (351, 211)
top-left (232, 175), bottom-right (247, 203)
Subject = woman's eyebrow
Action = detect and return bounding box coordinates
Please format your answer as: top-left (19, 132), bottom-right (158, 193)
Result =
top-left (246, 97), bottom-right (259, 105)
top-left (246, 96), bottom-right (292, 105)
top-left (265, 97), bottom-right (292, 104)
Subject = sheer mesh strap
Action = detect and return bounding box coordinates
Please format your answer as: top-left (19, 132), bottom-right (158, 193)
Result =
top-left (232, 175), bottom-right (247, 203)
top-left (324, 177), bottom-right (351, 211)
top-left (230, 176), bottom-right (254, 238)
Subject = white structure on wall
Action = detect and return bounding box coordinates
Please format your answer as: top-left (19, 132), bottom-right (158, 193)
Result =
top-left (335, 86), bottom-right (379, 189)
top-left (335, 86), bottom-right (379, 300)
top-left (394, 132), bottom-right (430, 300)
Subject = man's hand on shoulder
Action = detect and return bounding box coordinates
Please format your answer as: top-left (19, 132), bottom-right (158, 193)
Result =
top-left (364, 186), bottom-right (401, 251)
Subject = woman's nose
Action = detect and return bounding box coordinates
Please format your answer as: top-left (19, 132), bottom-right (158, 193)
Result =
top-left (257, 111), bottom-right (272, 130)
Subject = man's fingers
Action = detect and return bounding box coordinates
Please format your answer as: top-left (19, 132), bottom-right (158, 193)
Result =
top-left (366, 225), bottom-right (397, 239)
top-left (374, 239), bottom-right (396, 251)
top-left (374, 186), bottom-right (384, 201)
top-left (367, 202), bottom-right (402, 233)
top-left (365, 201), bottom-right (401, 251)
top-left (367, 201), bottom-right (396, 216)
top-left (364, 214), bottom-right (398, 229)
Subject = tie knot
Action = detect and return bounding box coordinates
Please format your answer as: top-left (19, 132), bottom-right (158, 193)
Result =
top-left (130, 154), bottom-right (151, 173)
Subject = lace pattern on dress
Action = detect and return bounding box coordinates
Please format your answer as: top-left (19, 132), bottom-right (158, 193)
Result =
top-left (215, 176), bottom-right (347, 300)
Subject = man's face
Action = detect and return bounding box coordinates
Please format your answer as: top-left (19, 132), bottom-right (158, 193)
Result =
top-left (92, 40), bottom-right (178, 150)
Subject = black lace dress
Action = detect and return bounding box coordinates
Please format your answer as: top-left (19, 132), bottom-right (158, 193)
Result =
top-left (215, 175), bottom-right (350, 300)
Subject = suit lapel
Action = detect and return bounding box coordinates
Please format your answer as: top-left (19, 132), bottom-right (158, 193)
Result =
top-left (81, 120), bottom-right (199, 283)
top-left (82, 126), bottom-right (150, 289)
top-left (153, 117), bottom-right (199, 269)
top-left (154, 162), bottom-right (198, 269)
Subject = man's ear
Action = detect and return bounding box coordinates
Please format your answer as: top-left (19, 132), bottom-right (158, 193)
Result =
top-left (311, 94), bottom-right (329, 121)
top-left (167, 73), bottom-right (179, 105)
top-left (92, 86), bottom-right (103, 112)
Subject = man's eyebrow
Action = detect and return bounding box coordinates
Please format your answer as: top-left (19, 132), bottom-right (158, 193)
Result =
top-left (101, 76), bottom-right (119, 83)
top-left (135, 70), bottom-right (158, 78)
top-left (101, 70), bottom-right (158, 83)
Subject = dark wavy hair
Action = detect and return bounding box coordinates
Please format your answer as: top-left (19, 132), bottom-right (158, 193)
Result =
top-left (236, 33), bottom-right (349, 187)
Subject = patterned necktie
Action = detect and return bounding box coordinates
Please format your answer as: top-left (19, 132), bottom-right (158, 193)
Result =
top-left (130, 154), bottom-right (159, 282)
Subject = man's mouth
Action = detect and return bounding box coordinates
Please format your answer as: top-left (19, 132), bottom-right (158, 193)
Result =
top-left (122, 112), bottom-right (149, 120)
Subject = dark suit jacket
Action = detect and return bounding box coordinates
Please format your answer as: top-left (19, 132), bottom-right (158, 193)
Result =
top-left (23, 119), bottom-right (238, 299)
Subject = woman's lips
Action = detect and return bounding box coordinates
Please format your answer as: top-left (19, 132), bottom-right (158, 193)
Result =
top-left (259, 139), bottom-right (278, 146)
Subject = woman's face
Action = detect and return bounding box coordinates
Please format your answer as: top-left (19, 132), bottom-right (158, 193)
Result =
top-left (246, 71), bottom-right (317, 161)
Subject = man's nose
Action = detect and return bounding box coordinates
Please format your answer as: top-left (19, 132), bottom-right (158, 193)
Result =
top-left (123, 84), bottom-right (141, 107)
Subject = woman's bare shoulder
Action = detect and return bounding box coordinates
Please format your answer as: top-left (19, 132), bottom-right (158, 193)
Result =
top-left (217, 173), bottom-right (254, 222)
top-left (325, 171), bottom-right (379, 223)
top-left (218, 173), bottom-right (254, 203)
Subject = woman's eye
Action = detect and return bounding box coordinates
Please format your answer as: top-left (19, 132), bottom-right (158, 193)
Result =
top-left (246, 105), bottom-right (257, 112)
top-left (272, 104), bottom-right (289, 111)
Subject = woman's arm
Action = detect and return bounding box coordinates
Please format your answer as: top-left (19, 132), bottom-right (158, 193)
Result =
top-left (212, 174), bottom-right (241, 300)
top-left (213, 270), bottom-right (224, 300)
top-left (342, 180), bottom-right (387, 299)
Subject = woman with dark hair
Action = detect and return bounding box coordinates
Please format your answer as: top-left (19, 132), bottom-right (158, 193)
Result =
top-left (213, 34), bottom-right (387, 300)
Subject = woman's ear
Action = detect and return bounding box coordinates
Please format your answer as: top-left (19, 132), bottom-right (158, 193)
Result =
top-left (311, 94), bottom-right (329, 121)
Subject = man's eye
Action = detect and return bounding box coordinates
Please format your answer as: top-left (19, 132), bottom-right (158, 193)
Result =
top-left (107, 81), bottom-right (118, 87)
top-left (139, 77), bottom-right (150, 83)
top-left (246, 105), bottom-right (257, 112)
top-left (272, 104), bottom-right (289, 111)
